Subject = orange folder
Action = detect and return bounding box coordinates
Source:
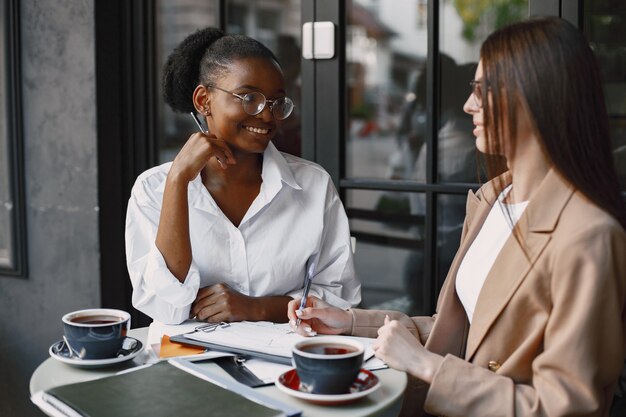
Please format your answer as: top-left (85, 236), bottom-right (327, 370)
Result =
top-left (159, 334), bottom-right (205, 358)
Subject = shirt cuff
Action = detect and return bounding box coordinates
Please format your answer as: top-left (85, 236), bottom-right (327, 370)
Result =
top-left (144, 243), bottom-right (200, 309)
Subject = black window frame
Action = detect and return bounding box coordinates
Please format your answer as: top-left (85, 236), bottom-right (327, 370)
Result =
top-left (335, 0), bottom-right (477, 313)
top-left (0, 0), bottom-right (27, 278)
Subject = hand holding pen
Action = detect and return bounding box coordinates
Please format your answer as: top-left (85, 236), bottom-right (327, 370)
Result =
top-left (295, 262), bottom-right (316, 332)
top-left (288, 294), bottom-right (353, 336)
top-left (189, 112), bottom-right (234, 170)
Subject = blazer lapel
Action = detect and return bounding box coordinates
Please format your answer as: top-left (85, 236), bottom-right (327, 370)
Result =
top-left (465, 169), bottom-right (575, 360)
top-left (425, 185), bottom-right (498, 356)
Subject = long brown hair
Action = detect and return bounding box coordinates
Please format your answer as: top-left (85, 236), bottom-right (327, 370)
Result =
top-left (480, 16), bottom-right (626, 229)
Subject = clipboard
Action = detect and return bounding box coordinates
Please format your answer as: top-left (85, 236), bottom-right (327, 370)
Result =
top-left (169, 333), bottom-right (292, 365)
top-left (169, 321), bottom-right (378, 369)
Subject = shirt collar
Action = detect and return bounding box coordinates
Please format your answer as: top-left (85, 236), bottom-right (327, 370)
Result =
top-left (155, 142), bottom-right (303, 215)
top-left (261, 141), bottom-right (302, 194)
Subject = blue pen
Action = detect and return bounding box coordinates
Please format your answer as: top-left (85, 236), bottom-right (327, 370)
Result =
top-left (295, 262), bottom-right (315, 329)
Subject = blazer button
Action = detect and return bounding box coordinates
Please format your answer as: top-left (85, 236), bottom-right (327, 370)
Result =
top-left (488, 361), bottom-right (501, 372)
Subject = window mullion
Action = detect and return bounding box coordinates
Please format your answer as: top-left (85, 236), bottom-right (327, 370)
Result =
top-left (423, 0), bottom-right (440, 314)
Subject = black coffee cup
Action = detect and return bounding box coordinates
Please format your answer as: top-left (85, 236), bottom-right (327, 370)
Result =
top-left (62, 308), bottom-right (130, 359)
top-left (292, 337), bottom-right (364, 394)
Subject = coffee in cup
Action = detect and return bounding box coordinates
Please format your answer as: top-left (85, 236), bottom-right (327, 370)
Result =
top-left (292, 337), bottom-right (364, 394)
top-left (62, 308), bottom-right (130, 359)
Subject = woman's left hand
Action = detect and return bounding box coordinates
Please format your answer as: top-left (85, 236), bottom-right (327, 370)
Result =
top-left (191, 283), bottom-right (257, 322)
top-left (373, 316), bottom-right (443, 383)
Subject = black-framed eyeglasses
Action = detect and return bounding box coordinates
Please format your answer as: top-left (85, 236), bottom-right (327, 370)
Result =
top-left (469, 79), bottom-right (483, 107)
top-left (207, 85), bottom-right (294, 120)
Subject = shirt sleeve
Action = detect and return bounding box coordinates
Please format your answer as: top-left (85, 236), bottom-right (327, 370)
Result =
top-left (125, 176), bottom-right (200, 324)
top-left (424, 224), bottom-right (626, 417)
top-left (286, 179), bottom-right (361, 308)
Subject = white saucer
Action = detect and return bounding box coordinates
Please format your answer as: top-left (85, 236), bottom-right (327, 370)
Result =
top-left (275, 368), bottom-right (381, 405)
top-left (49, 337), bottom-right (144, 368)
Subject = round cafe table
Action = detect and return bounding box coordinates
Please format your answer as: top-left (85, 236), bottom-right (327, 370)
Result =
top-left (30, 327), bottom-right (407, 417)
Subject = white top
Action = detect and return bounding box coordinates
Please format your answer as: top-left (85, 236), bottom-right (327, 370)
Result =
top-left (456, 186), bottom-right (528, 323)
top-left (125, 143), bottom-right (361, 324)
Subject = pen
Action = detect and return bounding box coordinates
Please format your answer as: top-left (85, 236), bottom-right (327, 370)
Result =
top-left (190, 111), bottom-right (207, 133)
top-left (190, 112), bottom-right (225, 168)
top-left (295, 262), bottom-right (315, 329)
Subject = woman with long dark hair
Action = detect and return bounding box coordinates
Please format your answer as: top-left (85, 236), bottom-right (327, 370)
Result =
top-left (288, 17), bottom-right (626, 416)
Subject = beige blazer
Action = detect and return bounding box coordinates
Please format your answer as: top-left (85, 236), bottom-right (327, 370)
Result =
top-left (350, 169), bottom-right (626, 417)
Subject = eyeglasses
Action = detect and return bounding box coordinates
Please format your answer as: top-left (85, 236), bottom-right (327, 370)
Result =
top-left (207, 85), bottom-right (294, 120)
top-left (469, 79), bottom-right (483, 107)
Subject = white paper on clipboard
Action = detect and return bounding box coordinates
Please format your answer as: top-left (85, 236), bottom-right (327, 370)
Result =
top-left (181, 321), bottom-right (378, 363)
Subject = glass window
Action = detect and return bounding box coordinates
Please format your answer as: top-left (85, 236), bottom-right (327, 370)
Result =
top-left (356, 241), bottom-right (423, 314)
top-left (346, 189), bottom-right (422, 241)
top-left (584, 1), bottom-right (626, 189)
top-left (227, 3), bottom-right (247, 33)
top-left (438, 0), bottom-right (527, 185)
top-left (436, 0), bottom-right (527, 296)
top-left (346, 0), bottom-right (427, 181)
top-left (435, 193), bottom-right (467, 290)
top-left (344, 1), bottom-right (529, 313)
top-left (346, 189), bottom-right (424, 314)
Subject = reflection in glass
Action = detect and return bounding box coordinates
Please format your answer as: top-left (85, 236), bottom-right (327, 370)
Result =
top-left (346, 0), bottom-right (527, 183)
top-left (437, 0), bottom-right (528, 185)
top-left (584, 1), bottom-right (626, 189)
top-left (441, 0), bottom-right (527, 49)
top-left (407, 54), bottom-right (479, 185)
top-left (344, 1), bottom-right (529, 314)
top-left (436, 193), bottom-right (468, 290)
top-left (346, 0), bottom-right (427, 180)
top-left (354, 241), bottom-right (422, 314)
top-left (346, 189), bottom-right (420, 238)
top-left (346, 189), bottom-right (425, 315)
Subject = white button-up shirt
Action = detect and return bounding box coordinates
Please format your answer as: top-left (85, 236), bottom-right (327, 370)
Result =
top-left (125, 143), bottom-right (361, 324)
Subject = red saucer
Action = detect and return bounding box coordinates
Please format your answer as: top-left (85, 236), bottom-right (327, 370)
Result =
top-left (275, 368), bottom-right (381, 405)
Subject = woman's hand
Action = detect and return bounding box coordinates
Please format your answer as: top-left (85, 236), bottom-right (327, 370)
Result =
top-left (169, 132), bottom-right (236, 183)
top-left (156, 133), bottom-right (235, 283)
top-left (373, 316), bottom-right (443, 383)
top-left (191, 283), bottom-right (258, 323)
top-left (287, 296), bottom-right (353, 336)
